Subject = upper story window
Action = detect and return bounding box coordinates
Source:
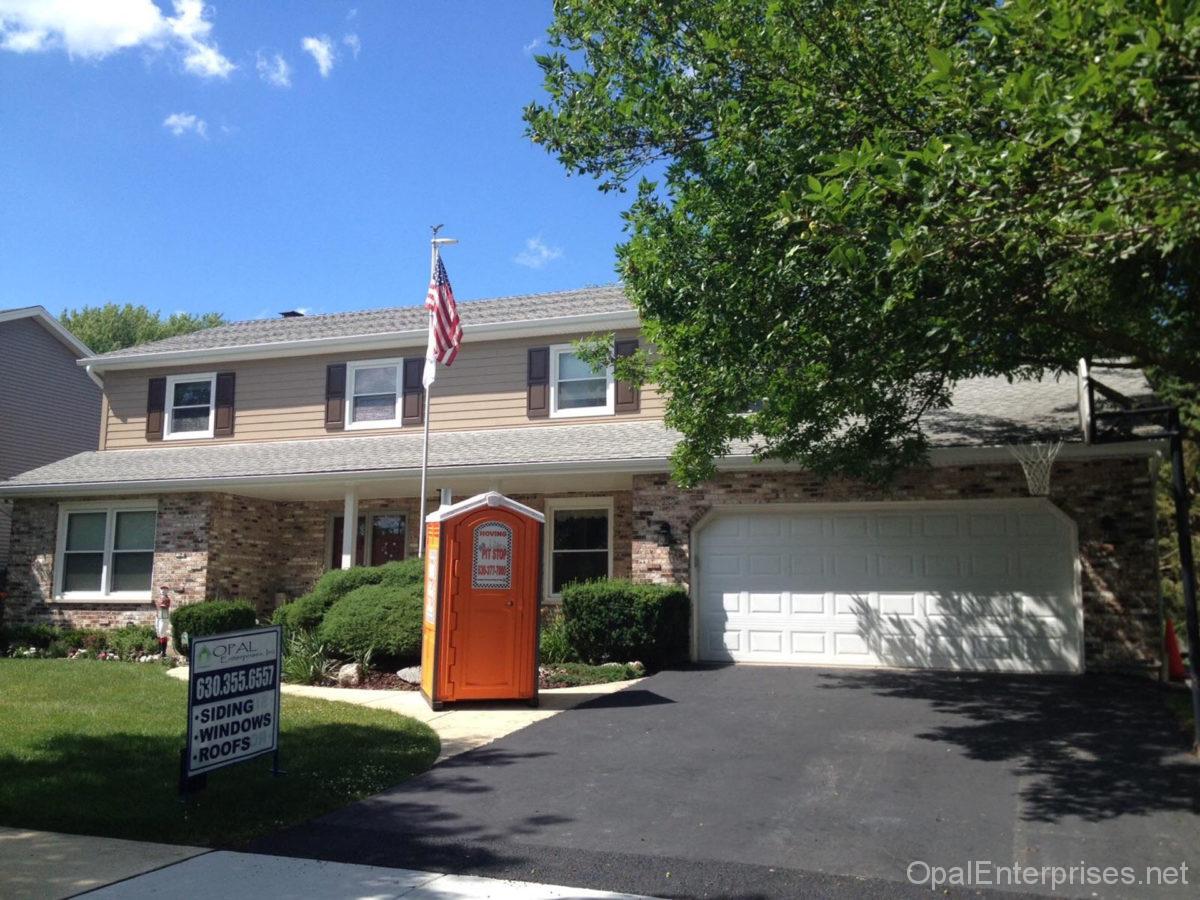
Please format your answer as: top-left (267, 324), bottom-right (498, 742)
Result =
top-left (549, 344), bottom-right (613, 418)
top-left (165, 373), bottom-right (216, 439)
top-left (54, 502), bottom-right (157, 602)
top-left (346, 358), bottom-right (402, 429)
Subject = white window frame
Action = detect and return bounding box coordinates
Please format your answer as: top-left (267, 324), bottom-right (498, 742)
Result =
top-left (53, 500), bottom-right (158, 603)
top-left (345, 357), bottom-right (404, 430)
top-left (164, 372), bottom-right (216, 440)
top-left (549, 343), bottom-right (614, 419)
top-left (543, 496), bottom-right (614, 602)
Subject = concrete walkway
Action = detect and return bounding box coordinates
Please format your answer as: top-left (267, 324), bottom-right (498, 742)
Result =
top-left (0, 827), bottom-right (205, 900)
top-left (82, 849), bottom-right (653, 898)
top-left (166, 666), bottom-right (637, 760)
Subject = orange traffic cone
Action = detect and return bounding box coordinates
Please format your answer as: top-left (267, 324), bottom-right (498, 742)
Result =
top-left (1165, 619), bottom-right (1187, 682)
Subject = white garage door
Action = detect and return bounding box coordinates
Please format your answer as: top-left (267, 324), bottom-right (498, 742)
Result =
top-left (695, 501), bottom-right (1081, 673)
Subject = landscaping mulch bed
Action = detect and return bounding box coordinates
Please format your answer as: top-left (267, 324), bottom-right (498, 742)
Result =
top-left (357, 671), bottom-right (420, 690)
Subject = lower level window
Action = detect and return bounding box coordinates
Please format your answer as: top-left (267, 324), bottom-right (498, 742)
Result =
top-left (329, 512), bottom-right (408, 568)
top-left (56, 505), bottom-right (157, 600)
top-left (547, 500), bottom-right (612, 597)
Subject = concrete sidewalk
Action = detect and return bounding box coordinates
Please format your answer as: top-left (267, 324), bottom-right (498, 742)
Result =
top-left (83, 849), bottom-right (653, 898)
top-left (0, 827), bottom-right (205, 900)
top-left (166, 666), bottom-right (638, 759)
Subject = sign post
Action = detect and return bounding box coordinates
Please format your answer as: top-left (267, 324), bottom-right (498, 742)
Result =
top-left (182, 625), bottom-right (283, 796)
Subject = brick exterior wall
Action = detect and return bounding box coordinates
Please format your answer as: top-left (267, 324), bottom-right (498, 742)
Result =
top-left (629, 457), bottom-right (1161, 672)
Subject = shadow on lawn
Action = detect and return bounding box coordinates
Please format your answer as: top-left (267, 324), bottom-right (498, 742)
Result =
top-left (818, 670), bottom-right (1200, 824)
top-left (0, 720), bottom-right (436, 847)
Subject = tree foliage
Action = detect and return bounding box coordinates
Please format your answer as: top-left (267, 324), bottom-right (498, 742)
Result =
top-left (60, 303), bottom-right (225, 355)
top-left (526, 0), bottom-right (1200, 484)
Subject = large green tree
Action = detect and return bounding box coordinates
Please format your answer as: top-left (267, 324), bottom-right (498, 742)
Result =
top-left (59, 304), bottom-right (225, 355)
top-left (526, 0), bottom-right (1200, 485)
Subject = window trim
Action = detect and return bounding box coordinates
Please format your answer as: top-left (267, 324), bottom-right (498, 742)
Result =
top-left (164, 372), bottom-right (216, 440)
top-left (543, 496), bottom-right (614, 602)
top-left (344, 357), bottom-right (404, 430)
top-left (52, 500), bottom-right (158, 603)
top-left (324, 509), bottom-right (409, 569)
top-left (548, 344), bottom-right (614, 419)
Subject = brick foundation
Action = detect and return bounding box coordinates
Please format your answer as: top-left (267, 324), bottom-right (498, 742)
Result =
top-left (629, 457), bottom-right (1161, 672)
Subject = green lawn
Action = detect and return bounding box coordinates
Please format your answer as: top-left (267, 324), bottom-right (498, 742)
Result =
top-left (0, 660), bottom-right (439, 846)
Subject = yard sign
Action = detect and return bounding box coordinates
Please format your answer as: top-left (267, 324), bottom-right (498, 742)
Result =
top-left (184, 625), bottom-right (282, 780)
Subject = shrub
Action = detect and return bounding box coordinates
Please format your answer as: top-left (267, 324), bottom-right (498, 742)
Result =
top-left (170, 599), bottom-right (257, 655)
top-left (560, 580), bottom-right (690, 669)
top-left (538, 615), bottom-right (573, 664)
top-left (281, 629), bottom-right (338, 685)
top-left (108, 625), bottom-right (158, 658)
top-left (274, 558), bottom-right (424, 636)
top-left (317, 583), bottom-right (423, 664)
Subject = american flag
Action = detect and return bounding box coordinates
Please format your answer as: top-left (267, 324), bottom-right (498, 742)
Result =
top-left (422, 254), bottom-right (463, 387)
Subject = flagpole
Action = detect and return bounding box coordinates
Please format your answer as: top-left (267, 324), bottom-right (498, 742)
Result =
top-left (418, 238), bottom-right (438, 558)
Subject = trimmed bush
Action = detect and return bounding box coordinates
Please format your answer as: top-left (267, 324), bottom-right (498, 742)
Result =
top-left (274, 558), bottom-right (423, 636)
top-left (560, 580), bottom-right (690, 669)
top-left (108, 625), bottom-right (159, 658)
top-left (1, 623), bottom-right (63, 651)
top-left (317, 583), bottom-right (423, 664)
top-left (170, 599), bottom-right (257, 655)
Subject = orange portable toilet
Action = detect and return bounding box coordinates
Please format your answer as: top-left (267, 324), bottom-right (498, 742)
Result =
top-left (420, 491), bottom-right (544, 709)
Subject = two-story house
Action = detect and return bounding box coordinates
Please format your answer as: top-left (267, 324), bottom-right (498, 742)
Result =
top-left (0, 287), bottom-right (1164, 676)
top-left (0, 306), bottom-right (101, 582)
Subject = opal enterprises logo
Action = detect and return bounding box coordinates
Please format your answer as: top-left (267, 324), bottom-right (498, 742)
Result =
top-left (907, 859), bottom-right (1190, 892)
top-left (194, 634), bottom-right (276, 672)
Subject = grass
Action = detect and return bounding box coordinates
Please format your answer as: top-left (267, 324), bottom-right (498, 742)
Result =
top-left (541, 661), bottom-right (644, 687)
top-left (0, 659), bottom-right (439, 847)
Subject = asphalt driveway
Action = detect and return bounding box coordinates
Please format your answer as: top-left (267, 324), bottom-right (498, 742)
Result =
top-left (253, 667), bottom-right (1200, 899)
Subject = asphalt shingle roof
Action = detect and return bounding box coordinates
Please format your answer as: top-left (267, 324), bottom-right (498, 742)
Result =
top-left (86, 286), bottom-right (632, 360)
top-left (0, 367), bottom-right (1154, 491)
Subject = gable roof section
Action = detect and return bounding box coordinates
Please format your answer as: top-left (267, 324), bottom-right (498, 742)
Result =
top-left (0, 306), bottom-right (91, 358)
top-left (0, 367), bottom-right (1156, 495)
top-left (84, 285), bottom-right (635, 371)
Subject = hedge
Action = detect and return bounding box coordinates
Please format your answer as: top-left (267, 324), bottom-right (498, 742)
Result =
top-left (316, 583), bottom-right (423, 664)
top-left (170, 599), bottom-right (257, 655)
top-left (560, 579), bottom-right (690, 670)
top-left (273, 558), bottom-right (423, 636)
top-left (1, 623), bottom-right (158, 658)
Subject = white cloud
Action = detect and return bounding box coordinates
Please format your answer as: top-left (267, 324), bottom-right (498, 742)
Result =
top-left (163, 111), bottom-right (207, 138)
top-left (514, 235), bottom-right (563, 269)
top-left (342, 32), bottom-right (359, 58)
top-left (522, 38), bottom-right (541, 55)
top-left (0, 0), bottom-right (234, 78)
top-left (255, 50), bottom-right (290, 87)
top-left (301, 34), bottom-right (333, 77)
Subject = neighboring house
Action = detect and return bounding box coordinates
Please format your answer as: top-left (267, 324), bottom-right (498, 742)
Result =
top-left (0, 287), bottom-right (1164, 676)
top-left (0, 306), bottom-right (101, 582)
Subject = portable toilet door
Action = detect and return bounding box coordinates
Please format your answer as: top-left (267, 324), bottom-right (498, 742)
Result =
top-left (420, 491), bottom-right (544, 708)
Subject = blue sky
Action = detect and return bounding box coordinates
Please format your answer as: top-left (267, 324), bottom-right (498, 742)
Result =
top-left (0, 1), bottom-right (629, 321)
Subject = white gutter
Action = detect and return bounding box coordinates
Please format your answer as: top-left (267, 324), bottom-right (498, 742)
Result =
top-left (0, 439), bottom-right (1162, 498)
top-left (80, 309), bottom-right (641, 373)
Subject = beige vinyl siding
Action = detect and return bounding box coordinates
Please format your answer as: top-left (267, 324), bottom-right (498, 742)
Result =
top-left (102, 330), bottom-right (666, 449)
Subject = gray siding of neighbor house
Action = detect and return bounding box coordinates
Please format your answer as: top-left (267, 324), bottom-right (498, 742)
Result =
top-left (0, 316), bottom-right (100, 479)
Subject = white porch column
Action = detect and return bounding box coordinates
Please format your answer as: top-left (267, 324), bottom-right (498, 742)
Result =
top-left (341, 487), bottom-right (359, 569)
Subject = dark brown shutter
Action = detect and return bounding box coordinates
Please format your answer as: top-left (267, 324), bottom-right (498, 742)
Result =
top-left (614, 339), bottom-right (640, 413)
top-left (401, 358), bottom-right (424, 425)
top-left (213, 372), bottom-right (236, 437)
top-left (527, 347), bottom-right (549, 418)
top-left (325, 363), bottom-right (346, 431)
top-left (145, 377), bottom-right (166, 441)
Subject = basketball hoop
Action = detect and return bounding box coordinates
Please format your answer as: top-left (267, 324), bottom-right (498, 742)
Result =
top-left (1009, 440), bottom-right (1063, 497)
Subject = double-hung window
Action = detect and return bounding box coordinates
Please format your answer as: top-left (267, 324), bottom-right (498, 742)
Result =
top-left (545, 498), bottom-right (613, 599)
top-left (55, 503), bottom-right (157, 601)
top-left (346, 358), bottom-right (402, 429)
top-left (549, 344), bottom-right (614, 418)
top-left (165, 373), bottom-right (216, 439)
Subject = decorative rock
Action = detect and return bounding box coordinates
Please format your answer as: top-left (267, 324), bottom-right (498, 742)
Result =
top-left (337, 663), bottom-right (361, 687)
top-left (396, 665), bottom-right (421, 685)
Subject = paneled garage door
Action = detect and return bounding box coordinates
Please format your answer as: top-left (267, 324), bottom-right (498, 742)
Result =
top-left (694, 501), bottom-right (1082, 673)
